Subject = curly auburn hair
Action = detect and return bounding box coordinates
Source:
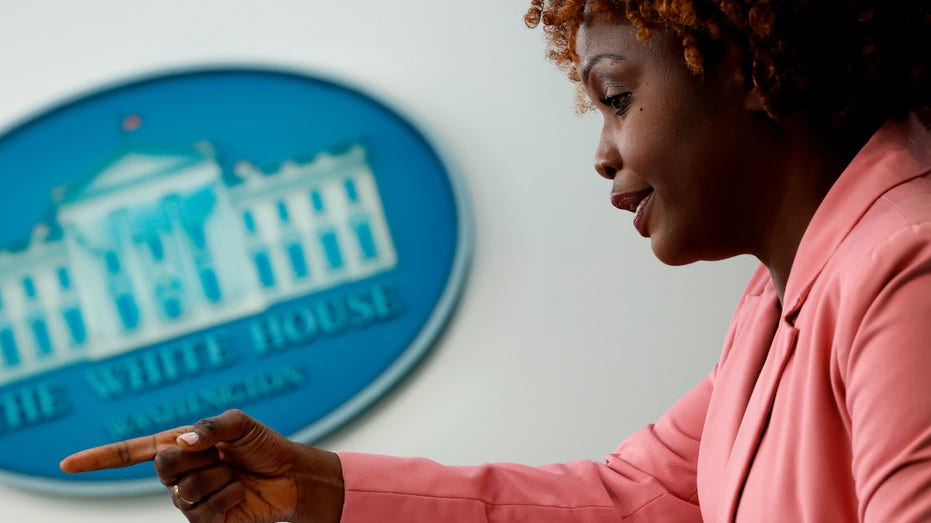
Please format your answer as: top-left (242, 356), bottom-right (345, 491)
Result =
top-left (525, 0), bottom-right (931, 133)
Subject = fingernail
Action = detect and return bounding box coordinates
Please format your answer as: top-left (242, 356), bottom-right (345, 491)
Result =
top-left (177, 432), bottom-right (199, 446)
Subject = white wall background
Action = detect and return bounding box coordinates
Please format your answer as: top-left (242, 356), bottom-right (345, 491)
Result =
top-left (0, 1), bottom-right (757, 521)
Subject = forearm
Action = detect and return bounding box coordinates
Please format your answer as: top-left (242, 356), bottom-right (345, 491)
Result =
top-left (336, 452), bottom-right (700, 523)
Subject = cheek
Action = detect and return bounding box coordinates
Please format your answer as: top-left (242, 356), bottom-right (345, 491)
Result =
top-left (628, 93), bottom-right (699, 161)
top-left (616, 114), bottom-right (672, 170)
top-left (619, 116), bottom-right (693, 190)
top-left (616, 79), bottom-right (728, 193)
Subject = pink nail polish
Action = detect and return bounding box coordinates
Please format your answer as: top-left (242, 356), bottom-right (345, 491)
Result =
top-left (177, 432), bottom-right (199, 446)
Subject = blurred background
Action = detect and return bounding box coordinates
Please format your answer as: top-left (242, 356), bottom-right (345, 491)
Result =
top-left (0, 0), bottom-right (755, 520)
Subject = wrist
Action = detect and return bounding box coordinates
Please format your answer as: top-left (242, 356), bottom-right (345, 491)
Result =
top-left (289, 442), bottom-right (345, 523)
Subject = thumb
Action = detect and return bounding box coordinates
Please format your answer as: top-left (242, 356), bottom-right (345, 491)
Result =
top-left (176, 409), bottom-right (260, 451)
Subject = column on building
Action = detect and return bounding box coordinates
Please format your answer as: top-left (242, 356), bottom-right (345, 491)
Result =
top-left (137, 226), bottom-right (178, 320)
top-left (0, 287), bottom-right (18, 370)
top-left (178, 188), bottom-right (225, 307)
top-left (312, 185), bottom-right (347, 276)
top-left (343, 176), bottom-right (380, 262)
top-left (22, 275), bottom-right (54, 361)
top-left (241, 206), bottom-right (276, 291)
top-left (55, 265), bottom-right (87, 347)
top-left (160, 194), bottom-right (203, 321)
top-left (276, 199), bottom-right (311, 282)
top-left (102, 210), bottom-right (143, 332)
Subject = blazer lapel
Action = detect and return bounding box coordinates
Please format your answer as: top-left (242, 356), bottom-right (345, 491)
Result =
top-left (698, 277), bottom-right (779, 521)
top-left (718, 322), bottom-right (800, 522)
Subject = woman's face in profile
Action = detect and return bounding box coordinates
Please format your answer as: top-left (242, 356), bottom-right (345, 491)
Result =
top-left (576, 17), bottom-right (785, 266)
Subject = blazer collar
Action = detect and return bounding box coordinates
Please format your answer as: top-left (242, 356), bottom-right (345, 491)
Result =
top-left (782, 115), bottom-right (931, 321)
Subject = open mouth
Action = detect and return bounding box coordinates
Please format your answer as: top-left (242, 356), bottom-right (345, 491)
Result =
top-left (610, 188), bottom-right (654, 213)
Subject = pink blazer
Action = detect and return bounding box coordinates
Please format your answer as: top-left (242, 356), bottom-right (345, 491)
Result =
top-left (337, 115), bottom-right (931, 522)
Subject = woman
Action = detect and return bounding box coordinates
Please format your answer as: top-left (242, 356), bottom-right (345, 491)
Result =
top-left (60, 1), bottom-right (931, 521)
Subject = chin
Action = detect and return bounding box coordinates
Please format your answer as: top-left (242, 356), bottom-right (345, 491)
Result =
top-left (652, 250), bottom-right (701, 267)
top-left (649, 235), bottom-right (732, 266)
top-left (649, 239), bottom-right (699, 266)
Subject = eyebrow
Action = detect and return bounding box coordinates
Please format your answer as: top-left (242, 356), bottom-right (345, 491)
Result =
top-left (580, 53), bottom-right (627, 83)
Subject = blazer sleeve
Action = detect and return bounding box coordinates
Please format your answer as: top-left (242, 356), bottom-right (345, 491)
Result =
top-left (837, 222), bottom-right (931, 522)
top-left (336, 372), bottom-right (710, 523)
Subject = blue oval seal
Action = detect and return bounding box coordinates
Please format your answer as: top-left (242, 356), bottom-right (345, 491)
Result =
top-left (0, 67), bottom-right (472, 494)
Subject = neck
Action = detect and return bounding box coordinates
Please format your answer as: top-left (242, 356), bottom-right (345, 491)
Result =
top-left (758, 122), bottom-right (868, 304)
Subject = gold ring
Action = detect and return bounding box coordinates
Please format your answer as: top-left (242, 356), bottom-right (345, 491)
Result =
top-left (171, 484), bottom-right (196, 506)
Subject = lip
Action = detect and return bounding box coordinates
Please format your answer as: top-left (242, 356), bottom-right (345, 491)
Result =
top-left (610, 188), bottom-right (653, 212)
top-left (610, 188), bottom-right (654, 237)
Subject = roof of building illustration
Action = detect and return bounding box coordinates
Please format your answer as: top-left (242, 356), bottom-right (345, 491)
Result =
top-left (58, 142), bottom-right (217, 205)
top-left (0, 221), bottom-right (64, 262)
top-left (0, 140), bottom-right (370, 256)
top-left (231, 142), bottom-right (366, 189)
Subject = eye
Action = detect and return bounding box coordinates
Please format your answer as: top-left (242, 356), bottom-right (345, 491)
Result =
top-left (600, 92), bottom-right (633, 116)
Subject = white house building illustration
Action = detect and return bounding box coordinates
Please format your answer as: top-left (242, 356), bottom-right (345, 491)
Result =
top-left (0, 142), bottom-right (397, 385)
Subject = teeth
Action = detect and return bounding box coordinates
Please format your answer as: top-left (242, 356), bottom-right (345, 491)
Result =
top-left (635, 191), bottom-right (652, 215)
top-left (635, 197), bottom-right (648, 214)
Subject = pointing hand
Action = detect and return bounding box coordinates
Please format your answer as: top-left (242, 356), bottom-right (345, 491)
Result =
top-left (60, 409), bottom-right (344, 523)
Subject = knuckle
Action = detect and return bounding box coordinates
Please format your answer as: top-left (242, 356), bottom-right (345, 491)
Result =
top-left (177, 477), bottom-right (201, 500)
top-left (223, 408), bottom-right (246, 422)
top-left (177, 465), bottom-right (228, 500)
top-left (197, 409), bottom-right (244, 434)
top-left (153, 449), bottom-right (171, 474)
top-left (153, 447), bottom-right (183, 482)
top-left (115, 443), bottom-right (132, 466)
top-left (195, 417), bottom-right (218, 433)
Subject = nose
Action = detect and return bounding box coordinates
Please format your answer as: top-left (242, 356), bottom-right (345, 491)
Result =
top-left (594, 126), bottom-right (620, 180)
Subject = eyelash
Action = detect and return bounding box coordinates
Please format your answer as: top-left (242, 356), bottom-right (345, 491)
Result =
top-left (600, 92), bottom-right (633, 116)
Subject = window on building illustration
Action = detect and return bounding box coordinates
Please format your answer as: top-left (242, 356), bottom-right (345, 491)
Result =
top-left (321, 231), bottom-right (344, 270)
top-left (163, 298), bottom-right (182, 319)
top-left (353, 219), bottom-right (378, 260)
top-left (156, 279), bottom-right (183, 319)
top-left (288, 243), bottom-right (308, 279)
top-left (31, 317), bottom-right (52, 357)
top-left (200, 268), bottom-right (222, 302)
top-left (253, 251), bottom-right (276, 289)
top-left (0, 327), bottom-right (19, 368)
top-left (344, 179), bottom-right (359, 203)
top-left (105, 251), bottom-right (121, 274)
top-left (116, 294), bottom-right (140, 330)
top-left (57, 267), bottom-right (72, 290)
top-left (310, 190), bottom-right (325, 214)
top-left (188, 224), bottom-right (207, 250)
top-left (147, 236), bottom-right (165, 262)
top-left (22, 277), bottom-right (36, 300)
top-left (278, 201), bottom-right (291, 223)
top-left (63, 308), bottom-right (87, 345)
top-left (243, 210), bottom-right (257, 234)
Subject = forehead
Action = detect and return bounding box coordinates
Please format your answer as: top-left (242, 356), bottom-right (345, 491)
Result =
top-left (576, 17), bottom-right (638, 55)
top-left (575, 17), bottom-right (681, 74)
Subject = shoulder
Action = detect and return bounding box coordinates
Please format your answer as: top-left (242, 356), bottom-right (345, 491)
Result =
top-left (814, 172), bottom-right (931, 353)
top-left (834, 173), bottom-right (931, 273)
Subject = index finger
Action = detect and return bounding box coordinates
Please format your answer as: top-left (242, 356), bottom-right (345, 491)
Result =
top-left (59, 425), bottom-right (192, 473)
